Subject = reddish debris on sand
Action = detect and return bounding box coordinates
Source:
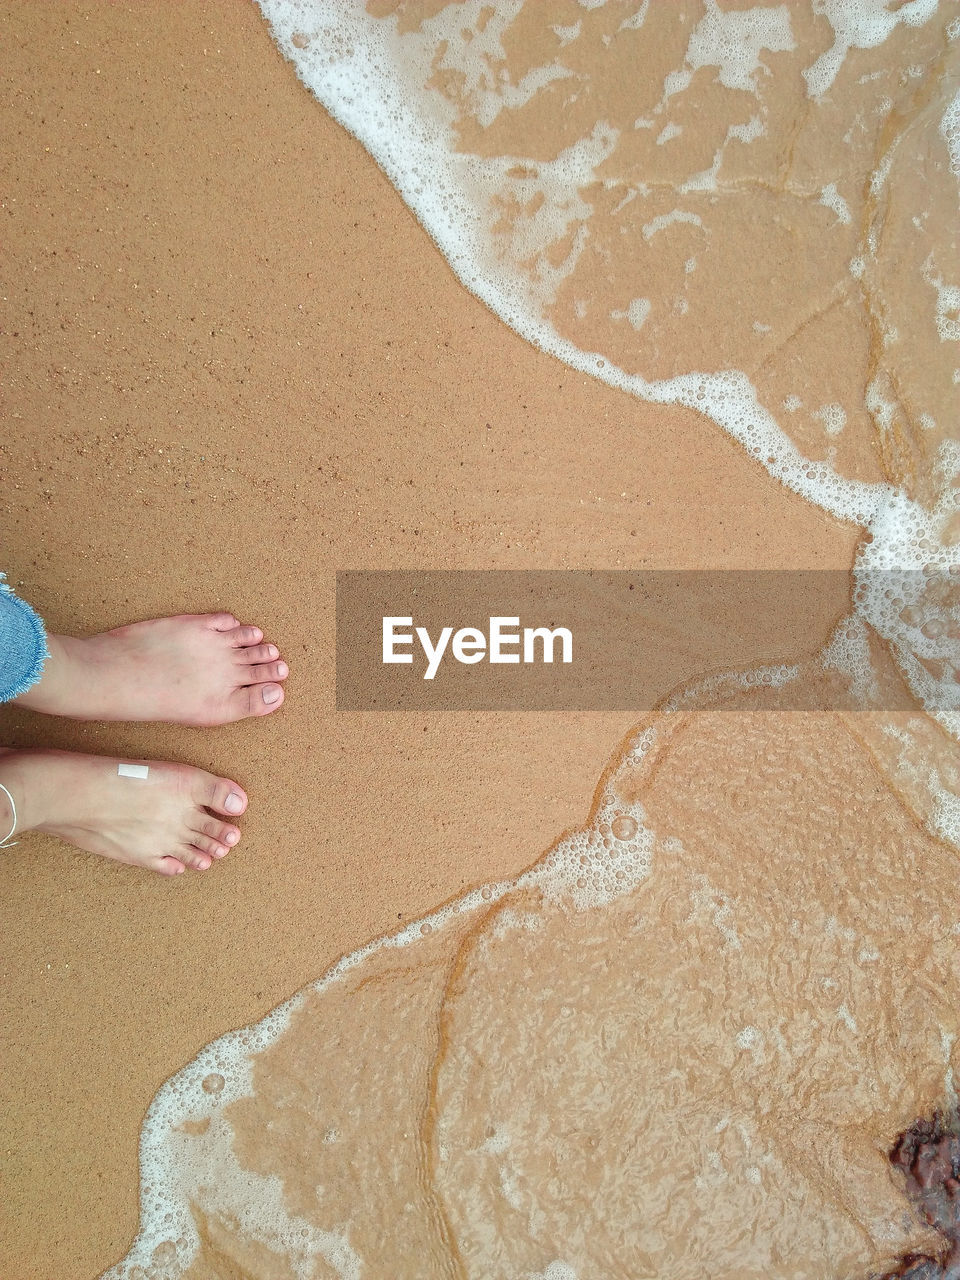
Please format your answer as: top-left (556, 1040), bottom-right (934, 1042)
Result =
top-left (875, 1114), bottom-right (960, 1280)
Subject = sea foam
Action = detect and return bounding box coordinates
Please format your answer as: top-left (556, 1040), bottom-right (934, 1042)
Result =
top-left (249, 0), bottom-right (958, 724)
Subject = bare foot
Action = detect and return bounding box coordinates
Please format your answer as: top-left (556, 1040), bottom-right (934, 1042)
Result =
top-left (0, 747), bottom-right (252, 875)
top-left (0, 748), bottom-right (247, 876)
top-left (11, 612), bottom-right (288, 726)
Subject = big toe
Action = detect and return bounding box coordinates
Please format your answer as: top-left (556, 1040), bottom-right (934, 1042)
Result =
top-left (226, 682), bottom-right (285, 722)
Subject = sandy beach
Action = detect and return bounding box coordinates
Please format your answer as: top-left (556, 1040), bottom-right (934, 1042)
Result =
top-left (0, 3), bottom-right (858, 1276)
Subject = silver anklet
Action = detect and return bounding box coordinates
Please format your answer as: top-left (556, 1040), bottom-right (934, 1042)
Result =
top-left (0, 781), bottom-right (19, 848)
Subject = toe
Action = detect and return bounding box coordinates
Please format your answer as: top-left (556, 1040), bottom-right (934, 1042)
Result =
top-left (191, 832), bottom-right (229, 860)
top-left (154, 855), bottom-right (186, 876)
top-left (225, 683), bottom-right (285, 721)
top-left (227, 624), bottom-right (264, 648)
top-left (201, 817), bottom-right (241, 848)
top-left (180, 846), bottom-right (213, 871)
top-left (202, 775), bottom-right (248, 817)
top-left (245, 660), bottom-right (289, 685)
top-left (208, 613), bottom-right (241, 632)
top-left (238, 643), bottom-right (280, 665)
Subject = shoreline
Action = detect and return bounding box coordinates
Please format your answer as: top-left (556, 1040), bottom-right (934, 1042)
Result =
top-left (0, 3), bottom-right (857, 1276)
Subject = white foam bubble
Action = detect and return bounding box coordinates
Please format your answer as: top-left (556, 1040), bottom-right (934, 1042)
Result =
top-left (933, 787), bottom-right (960, 849)
top-left (819, 182), bottom-right (852, 224)
top-left (691, 875), bottom-right (743, 951)
top-left (802, 0), bottom-right (940, 98)
top-left (529, 1264), bottom-right (579, 1280)
top-left (941, 86), bottom-right (960, 175)
top-left (611, 296), bottom-right (651, 330)
top-left (837, 1002), bottom-right (859, 1033)
top-left (663, 660), bottom-right (802, 714)
top-left (815, 402), bottom-right (848, 434)
top-left (619, 3), bottom-right (649, 35)
top-left (641, 208), bottom-right (704, 241)
top-left (930, 273), bottom-right (960, 342)
top-left (821, 613), bottom-right (882, 706)
top-left (551, 22), bottom-right (581, 47)
top-left (421, 0), bottom-right (573, 131)
top-left (854, 490), bottom-right (960, 739)
top-left (684, 2), bottom-right (795, 94)
top-left (728, 115), bottom-right (765, 144)
top-left (656, 121), bottom-right (682, 145)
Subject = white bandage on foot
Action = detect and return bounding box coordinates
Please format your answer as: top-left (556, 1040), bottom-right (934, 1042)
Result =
top-left (118, 762), bottom-right (150, 779)
top-left (0, 781), bottom-right (19, 848)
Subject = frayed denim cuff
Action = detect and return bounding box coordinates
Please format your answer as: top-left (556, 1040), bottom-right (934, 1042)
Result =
top-left (0, 573), bottom-right (49, 703)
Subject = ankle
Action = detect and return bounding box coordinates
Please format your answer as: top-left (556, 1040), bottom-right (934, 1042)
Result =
top-left (0, 772), bottom-right (15, 844)
top-left (11, 635), bottom-right (87, 715)
top-left (0, 749), bottom-right (59, 840)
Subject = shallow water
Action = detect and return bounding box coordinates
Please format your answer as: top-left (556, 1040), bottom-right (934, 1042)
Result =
top-left (106, 3), bottom-right (960, 1277)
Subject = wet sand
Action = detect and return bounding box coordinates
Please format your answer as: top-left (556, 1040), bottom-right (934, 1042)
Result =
top-left (0, 3), bottom-right (856, 1277)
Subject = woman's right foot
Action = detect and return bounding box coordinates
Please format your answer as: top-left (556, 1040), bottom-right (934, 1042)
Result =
top-left (12, 612), bottom-right (289, 726)
top-left (0, 748), bottom-right (247, 876)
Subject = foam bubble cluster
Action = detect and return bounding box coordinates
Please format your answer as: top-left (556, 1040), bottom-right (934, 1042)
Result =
top-left (802, 0), bottom-right (940, 97)
top-left (255, 0), bottom-right (951, 566)
top-left (942, 88), bottom-right (960, 176)
top-left (253, 0), bottom-right (958, 744)
top-left (683, 1), bottom-right (795, 94)
top-left (853, 490), bottom-right (960, 736)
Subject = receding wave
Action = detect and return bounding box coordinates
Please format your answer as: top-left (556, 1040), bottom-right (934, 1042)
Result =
top-left (249, 0), bottom-right (960, 736)
top-left (105, 3), bottom-right (960, 1277)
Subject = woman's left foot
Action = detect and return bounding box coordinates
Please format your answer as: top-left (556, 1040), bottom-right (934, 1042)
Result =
top-left (0, 747), bottom-right (247, 875)
top-left (12, 613), bottom-right (289, 726)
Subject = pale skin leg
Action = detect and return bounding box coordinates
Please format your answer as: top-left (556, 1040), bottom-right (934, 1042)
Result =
top-left (2, 611), bottom-right (290, 875)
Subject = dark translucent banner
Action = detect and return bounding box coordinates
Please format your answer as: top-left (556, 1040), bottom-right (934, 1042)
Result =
top-left (335, 570), bottom-right (943, 712)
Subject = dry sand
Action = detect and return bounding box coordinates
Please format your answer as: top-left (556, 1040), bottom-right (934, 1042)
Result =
top-left (0, 3), bottom-right (856, 1276)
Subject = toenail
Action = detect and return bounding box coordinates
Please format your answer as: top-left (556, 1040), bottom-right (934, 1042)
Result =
top-left (225, 793), bottom-right (244, 813)
top-left (277, 662), bottom-right (288, 678)
top-left (268, 644), bottom-right (278, 659)
top-left (225, 831), bottom-right (239, 845)
top-left (262, 684), bottom-right (281, 705)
